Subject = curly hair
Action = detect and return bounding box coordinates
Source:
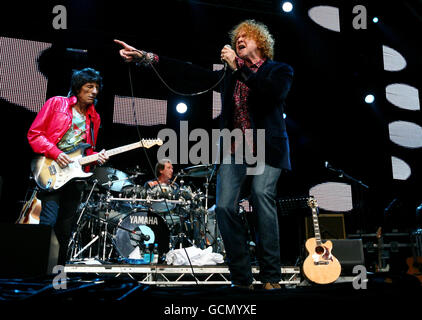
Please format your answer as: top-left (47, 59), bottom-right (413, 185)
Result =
top-left (67, 68), bottom-right (103, 99)
top-left (229, 19), bottom-right (275, 60)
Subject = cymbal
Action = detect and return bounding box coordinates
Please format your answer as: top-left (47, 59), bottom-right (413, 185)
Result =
top-left (125, 170), bottom-right (146, 176)
top-left (182, 164), bottom-right (214, 178)
top-left (93, 167), bottom-right (134, 192)
top-left (124, 166), bottom-right (146, 176)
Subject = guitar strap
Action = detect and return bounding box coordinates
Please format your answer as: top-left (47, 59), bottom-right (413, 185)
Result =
top-left (89, 115), bottom-right (96, 151)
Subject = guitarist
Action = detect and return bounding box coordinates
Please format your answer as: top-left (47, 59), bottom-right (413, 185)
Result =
top-left (27, 68), bottom-right (108, 265)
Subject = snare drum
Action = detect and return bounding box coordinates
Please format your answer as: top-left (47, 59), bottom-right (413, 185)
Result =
top-left (113, 210), bottom-right (170, 258)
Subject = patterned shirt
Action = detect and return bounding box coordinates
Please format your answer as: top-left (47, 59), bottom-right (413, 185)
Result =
top-left (57, 108), bottom-right (87, 152)
top-left (232, 57), bottom-right (266, 154)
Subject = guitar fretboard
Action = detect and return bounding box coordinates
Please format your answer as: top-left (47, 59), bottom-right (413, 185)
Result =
top-left (311, 207), bottom-right (322, 246)
top-left (308, 196), bottom-right (322, 246)
top-left (79, 140), bottom-right (160, 165)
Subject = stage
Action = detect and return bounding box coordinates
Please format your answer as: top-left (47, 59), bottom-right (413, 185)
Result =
top-left (1, 0), bottom-right (422, 316)
top-left (0, 265), bottom-right (420, 317)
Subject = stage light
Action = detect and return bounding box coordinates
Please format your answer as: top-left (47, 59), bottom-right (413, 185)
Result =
top-left (373, 17), bottom-right (379, 23)
top-left (282, 2), bottom-right (293, 13)
top-left (176, 102), bottom-right (188, 114)
top-left (365, 94), bottom-right (375, 104)
top-left (283, 113), bottom-right (287, 119)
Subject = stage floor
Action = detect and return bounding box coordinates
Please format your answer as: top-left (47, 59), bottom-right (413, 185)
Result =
top-left (1, 264), bottom-right (420, 317)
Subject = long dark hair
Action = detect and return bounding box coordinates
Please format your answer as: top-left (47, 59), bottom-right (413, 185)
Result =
top-left (67, 68), bottom-right (103, 104)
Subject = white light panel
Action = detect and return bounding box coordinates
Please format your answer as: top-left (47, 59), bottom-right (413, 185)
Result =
top-left (0, 37), bottom-right (51, 113)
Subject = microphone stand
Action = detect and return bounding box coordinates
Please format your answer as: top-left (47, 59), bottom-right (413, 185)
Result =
top-left (325, 162), bottom-right (369, 234)
top-left (68, 179), bottom-right (99, 262)
top-left (325, 163), bottom-right (369, 189)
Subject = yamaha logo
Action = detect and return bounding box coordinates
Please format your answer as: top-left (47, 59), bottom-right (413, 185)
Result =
top-left (129, 215), bottom-right (159, 225)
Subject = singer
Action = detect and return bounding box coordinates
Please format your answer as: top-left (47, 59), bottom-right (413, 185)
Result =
top-left (115, 19), bottom-right (293, 290)
top-left (27, 68), bottom-right (109, 265)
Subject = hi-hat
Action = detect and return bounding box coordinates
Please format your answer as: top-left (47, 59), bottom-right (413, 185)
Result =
top-left (125, 166), bottom-right (146, 176)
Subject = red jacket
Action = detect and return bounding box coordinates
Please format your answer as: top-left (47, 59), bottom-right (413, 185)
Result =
top-left (27, 96), bottom-right (101, 162)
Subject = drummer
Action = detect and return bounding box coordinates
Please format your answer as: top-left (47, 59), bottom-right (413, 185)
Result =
top-left (145, 158), bottom-right (175, 189)
top-left (144, 159), bottom-right (183, 226)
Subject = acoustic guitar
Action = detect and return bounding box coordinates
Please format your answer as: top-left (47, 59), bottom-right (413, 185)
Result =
top-left (303, 196), bottom-right (342, 284)
top-left (16, 188), bottom-right (41, 224)
top-left (31, 139), bottom-right (162, 192)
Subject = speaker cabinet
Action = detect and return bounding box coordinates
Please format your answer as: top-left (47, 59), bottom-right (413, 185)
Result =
top-left (305, 214), bottom-right (346, 240)
top-left (331, 239), bottom-right (365, 275)
top-left (0, 224), bottom-right (59, 277)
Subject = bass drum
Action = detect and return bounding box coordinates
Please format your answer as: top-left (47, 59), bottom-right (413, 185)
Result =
top-left (113, 210), bottom-right (170, 258)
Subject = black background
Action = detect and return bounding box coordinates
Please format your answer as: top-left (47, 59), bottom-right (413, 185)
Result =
top-left (0, 0), bottom-right (421, 238)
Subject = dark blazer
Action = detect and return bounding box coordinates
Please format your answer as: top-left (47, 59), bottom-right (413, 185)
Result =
top-left (156, 57), bottom-right (294, 170)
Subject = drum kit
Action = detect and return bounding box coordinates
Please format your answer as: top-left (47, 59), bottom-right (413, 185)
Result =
top-left (67, 164), bottom-right (224, 264)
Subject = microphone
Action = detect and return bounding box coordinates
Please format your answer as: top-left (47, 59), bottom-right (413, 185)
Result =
top-left (324, 161), bottom-right (342, 175)
top-left (325, 161), bottom-right (335, 170)
top-left (130, 230), bottom-right (150, 242)
top-left (222, 44), bottom-right (232, 69)
top-left (170, 170), bottom-right (183, 187)
top-left (384, 198), bottom-right (398, 214)
top-left (66, 48), bottom-right (88, 54)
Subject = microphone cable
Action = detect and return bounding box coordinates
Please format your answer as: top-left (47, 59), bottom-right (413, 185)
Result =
top-left (127, 65), bottom-right (176, 227)
top-left (134, 49), bottom-right (228, 97)
top-left (127, 56), bottom-right (213, 284)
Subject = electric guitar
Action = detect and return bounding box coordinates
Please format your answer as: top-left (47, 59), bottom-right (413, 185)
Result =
top-left (31, 138), bottom-right (163, 191)
top-left (375, 227), bottom-right (390, 272)
top-left (303, 196), bottom-right (342, 284)
top-left (406, 229), bottom-right (422, 284)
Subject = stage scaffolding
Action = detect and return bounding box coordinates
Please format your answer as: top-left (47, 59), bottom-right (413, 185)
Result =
top-left (64, 264), bottom-right (301, 286)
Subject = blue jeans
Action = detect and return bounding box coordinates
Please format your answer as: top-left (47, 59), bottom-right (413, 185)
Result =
top-left (215, 160), bottom-right (282, 286)
top-left (39, 182), bottom-right (84, 264)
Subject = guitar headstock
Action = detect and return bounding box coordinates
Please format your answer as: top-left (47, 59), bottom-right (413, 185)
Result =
top-left (141, 138), bottom-right (163, 149)
top-left (307, 196), bottom-right (319, 209)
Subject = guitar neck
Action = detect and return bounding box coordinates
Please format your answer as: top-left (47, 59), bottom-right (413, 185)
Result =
top-left (311, 206), bottom-right (322, 245)
top-left (79, 141), bottom-right (143, 165)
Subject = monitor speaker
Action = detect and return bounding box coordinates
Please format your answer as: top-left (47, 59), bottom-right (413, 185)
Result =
top-left (330, 239), bottom-right (365, 275)
top-left (0, 224), bottom-right (59, 277)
